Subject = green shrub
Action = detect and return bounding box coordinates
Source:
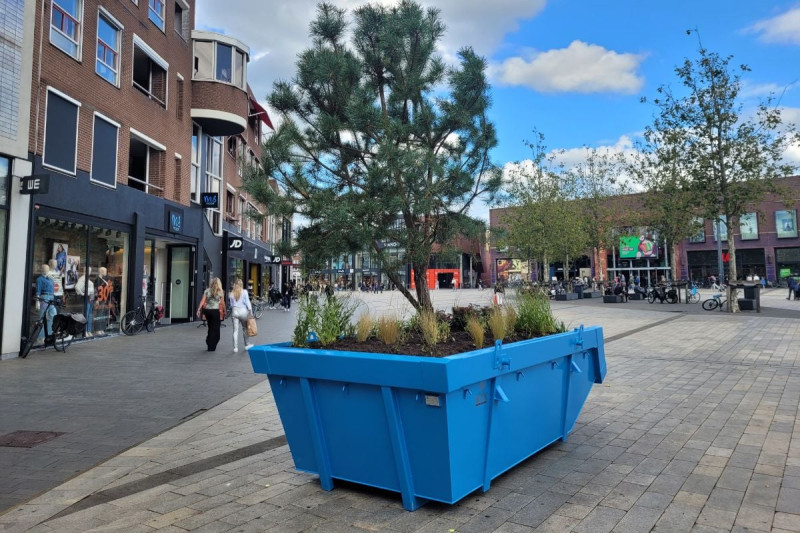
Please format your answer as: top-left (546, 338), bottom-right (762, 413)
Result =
top-left (293, 294), bottom-right (321, 347)
top-left (514, 291), bottom-right (564, 337)
top-left (293, 293), bottom-right (356, 347)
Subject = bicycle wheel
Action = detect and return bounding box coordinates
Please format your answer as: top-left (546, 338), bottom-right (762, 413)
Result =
top-left (254, 303), bottom-right (263, 319)
top-left (666, 291), bottom-right (678, 304)
top-left (120, 310), bottom-right (144, 335)
top-left (20, 322), bottom-right (43, 358)
top-left (53, 331), bottom-right (73, 352)
top-left (647, 292), bottom-right (656, 304)
top-left (688, 292), bottom-right (701, 304)
top-left (702, 299), bottom-right (718, 311)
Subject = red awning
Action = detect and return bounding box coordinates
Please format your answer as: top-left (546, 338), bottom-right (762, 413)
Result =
top-left (250, 97), bottom-right (274, 130)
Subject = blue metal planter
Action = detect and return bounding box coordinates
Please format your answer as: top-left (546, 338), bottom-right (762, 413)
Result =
top-left (249, 325), bottom-right (606, 511)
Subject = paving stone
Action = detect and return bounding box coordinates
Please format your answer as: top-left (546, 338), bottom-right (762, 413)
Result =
top-left (733, 503), bottom-right (774, 531)
top-left (610, 505), bottom-right (662, 532)
top-left (572, 505), bottom-right (626, 533)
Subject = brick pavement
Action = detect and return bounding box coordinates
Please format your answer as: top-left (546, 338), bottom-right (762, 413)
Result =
top-left (0, 289), bottom-right (798, 532)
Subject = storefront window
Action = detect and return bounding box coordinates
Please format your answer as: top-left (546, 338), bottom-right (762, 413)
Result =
top-left (229, 257), bottom-right (243, 288)
top-left (30, 217), bottom-right (89, 346)
top-left (88, 227), bottom-right (129, 334)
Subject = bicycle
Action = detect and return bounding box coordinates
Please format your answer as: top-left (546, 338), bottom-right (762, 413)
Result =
top-left (251, 297), bottom-right (265, 319)
top-left (120, 297), bottom-right (163, 335)
top-left (687, 283), bottom-right (701, 304)
top-left (702, 292), bottom-right (727, 311)
top-left (20, 297), bottom-right (81, 358)
top-left (648, 285), bottom-right (678, 304)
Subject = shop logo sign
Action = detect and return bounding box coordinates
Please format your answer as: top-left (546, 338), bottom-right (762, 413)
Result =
top-left (228, 237), bottom-right (243, 251)
top-left (201, 193), bottom-right (219, 209)
top-left (20, 174), bottom-right (50, 194)
top-left (170, 212), bottom-right (182, 233)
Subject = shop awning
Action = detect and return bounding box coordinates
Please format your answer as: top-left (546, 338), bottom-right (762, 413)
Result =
top-left (249, 96), bottom-right (274, 130)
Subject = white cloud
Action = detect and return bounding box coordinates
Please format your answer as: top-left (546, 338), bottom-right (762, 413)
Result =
top-left (748, 7), bottom-right (800, 45)
top-left (197, 0), bottom-right (546, 107)
top-left (492, 41), bottom-right (646, 94)
top-left (739, 81), bottom-right (794, 99)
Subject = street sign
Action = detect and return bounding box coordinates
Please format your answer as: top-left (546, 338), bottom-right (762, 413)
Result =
top-left (20, 174), bottom-right (49, 194)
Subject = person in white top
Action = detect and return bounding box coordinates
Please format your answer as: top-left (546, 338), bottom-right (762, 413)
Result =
top-left (75, 267), bottom-right (95, 336)
top-left (229, 278), bottom-right (254, 353)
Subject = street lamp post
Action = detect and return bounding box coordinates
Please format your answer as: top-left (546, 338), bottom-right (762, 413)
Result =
top-left (715, 216), bottom-right (724, 284)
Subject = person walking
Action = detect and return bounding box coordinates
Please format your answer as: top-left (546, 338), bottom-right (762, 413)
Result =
top-left (229, 279), bottom-right (254, 352)
top-left (197, 277), bottom-right (225, 351)
top-left (282, 281), bottom-right (293, 312)
top-left (788, 277), bottom-right (797, 301)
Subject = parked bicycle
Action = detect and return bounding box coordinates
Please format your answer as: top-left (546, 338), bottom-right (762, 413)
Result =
top-left (686, 282), bottom-right (701, 304)
top-left (120, 297), bottom-right (163, 336)
top-left (20, 297), bottom-right (86, 358)
top-left (702, 292), bottom-right (727, 311)
top-left (251, 297), bottom-right (266, 319)
top-left (648, 284), bottom-right (678, 304)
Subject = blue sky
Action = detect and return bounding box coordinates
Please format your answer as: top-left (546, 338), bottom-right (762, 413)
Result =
top-left (198, 0), bottom-right (800, 197)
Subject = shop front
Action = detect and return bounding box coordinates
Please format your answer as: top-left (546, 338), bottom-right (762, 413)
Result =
top-left (29, 214), bottom-right (130, 344)
top-left (222, 230), bottom-right (274, 296)
top-left (0, 159), bottom-right (9, 349)
top-left (776, 247), bottom-right (800, 281)
top-left (143, 237), bottom-right (196, 324)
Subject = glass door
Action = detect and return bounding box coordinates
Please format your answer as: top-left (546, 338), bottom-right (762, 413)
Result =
top-left (167, 246), bottom-right (191, 322)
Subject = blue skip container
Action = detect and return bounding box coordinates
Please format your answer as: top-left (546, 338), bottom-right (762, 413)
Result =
top-left (249, 325), bottom-right (606, 511)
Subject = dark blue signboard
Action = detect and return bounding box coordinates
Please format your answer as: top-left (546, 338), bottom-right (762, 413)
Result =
top-left (201, 192), bottom-right (219, 209)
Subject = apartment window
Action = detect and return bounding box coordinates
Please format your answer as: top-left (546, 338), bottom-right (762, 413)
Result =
top-left (133, 36), bottom-right (168, 107)
top-left (192, 40), bottom-right (246, 89)
top-left (43, 88), bottom-right (81, 175)
top-left (128, 129), bottom-right (166, 196)
top-left (51, 0), bottom-right (82, 59)
top-left (90, 113), bottom-right (120, 187)
top-left (248, 202), bottom-right (257, 239)
top-left (238, 196), bottom-right (245, 232)
top-left (148, 0), bottom-right (165, 31)
top-left (174, 1), bottom-right (189, 41)
top-left (174, 156), bottom-right (183, 202)
top-left (191, 124), bottom-right (200, 202)
top-left (96, 12), bottom-right (121, 85)
top-left (225, 190), bottom-right (235, 220)
top-left (205, 136), bottom-right (223, 234)
top-left (227, 136), bottom-right (237, 157)
top-left (216, 43), bottom-right (232, 82)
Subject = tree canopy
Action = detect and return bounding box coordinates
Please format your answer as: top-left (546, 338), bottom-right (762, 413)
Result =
top-left (245, 1), bottom-right (501, 311)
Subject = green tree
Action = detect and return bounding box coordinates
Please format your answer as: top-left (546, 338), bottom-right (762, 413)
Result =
top-left (642, 37), bottom-right (797, 310)
top-left (245, 1), bottom-right (500, 311)
top-left (569, 148), bottom-right (627, 281)
top-left (501, 132), bottom-right (588, 284)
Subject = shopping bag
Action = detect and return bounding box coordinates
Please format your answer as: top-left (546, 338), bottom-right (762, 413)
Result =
top-left (246, 316), bottom-right (258, 337)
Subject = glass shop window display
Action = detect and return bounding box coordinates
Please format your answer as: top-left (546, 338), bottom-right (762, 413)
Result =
top-left (30, 218), bottom-right (88, 345)
top-left (88, 228), bottom-right (129, 335)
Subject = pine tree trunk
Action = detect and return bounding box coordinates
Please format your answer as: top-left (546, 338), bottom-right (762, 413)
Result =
top-left (413, 264), bottom-right (432, 312)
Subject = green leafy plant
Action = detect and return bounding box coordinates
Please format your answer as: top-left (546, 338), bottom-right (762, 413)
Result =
top-left (514, 291), bottom-right (565, 337)
top-left (465, 316), bottom-right (485, 349)
top-left (377, 316), bottom-right (400, 346)
top-left (356, 313), bottom-right (375, 343)
top-left (293, 295), bottom-right (321, 347)
top-left (318, 296), bottom-right (356, 346)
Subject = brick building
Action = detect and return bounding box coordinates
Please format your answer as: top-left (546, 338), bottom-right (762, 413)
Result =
top-left (488, 176), bottom-right (800, 287)
top-left (0, 0), bottom-right (285, 359)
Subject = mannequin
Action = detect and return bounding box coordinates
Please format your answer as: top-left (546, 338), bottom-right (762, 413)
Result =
top-left (76, 266), bottom-right (94, 336)
top-left (48, 259), bottom-right (64, 304)
top-left (35, 264), bottom-right (56, 340)
top-left (94, 267), bottom-right (110, 334)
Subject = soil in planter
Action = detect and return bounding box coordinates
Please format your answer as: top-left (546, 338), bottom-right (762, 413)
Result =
top-left (308, 330), bottom-right (530, 358)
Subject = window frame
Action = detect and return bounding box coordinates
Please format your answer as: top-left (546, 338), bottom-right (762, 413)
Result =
top-left (89, 111), bottom-right (121, 189)
top-left (191, 39), bottom-right (247, 89)
top-left (96, 8), bottom-right (123, 87)
top-left (50, 0), bottom-right (83, 60)
top-left (132, 34), bottom-right (169, 108)
top-left (205, 136), bottom-right (223, 235)
top-left (42, 87), bottom-right (81, 176)
top-left (148, 0), bottom-right (165, 32)
top-left (191, 123), bottom-right (201, 203)
top-left (128, 127), bottom-right (166, 195)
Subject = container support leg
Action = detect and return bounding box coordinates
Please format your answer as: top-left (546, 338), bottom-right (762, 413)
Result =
top-left (560, 355), bottom-right (572, 442)
top-left (381, 386), bottom-right (426, 511)
top-left (299, 378), bottom-right (334, 491)
top-left (481, 377), bottom-right (498, 492)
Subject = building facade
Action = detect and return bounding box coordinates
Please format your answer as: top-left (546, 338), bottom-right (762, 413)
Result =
top-left (1, 0), bottom-right (286, 359)
top-left (488, 176), bottom-right (800, 287)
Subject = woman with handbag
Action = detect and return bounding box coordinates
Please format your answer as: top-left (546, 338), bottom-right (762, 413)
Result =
top-left (229, 278), bottom-right (254, 353)
top-left (197, 277), bottom-right (225, 351)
